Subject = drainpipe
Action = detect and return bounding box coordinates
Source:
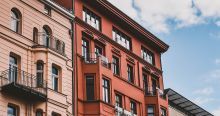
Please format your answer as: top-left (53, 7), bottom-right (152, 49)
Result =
top-left (71, 0), bottom-right (75, 116)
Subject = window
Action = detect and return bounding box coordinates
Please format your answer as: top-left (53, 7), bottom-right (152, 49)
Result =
top-left (36, 61), bottom-right (44, 87)
top-left (82, 38), bottom-right (89, 60)
top-left (52, 66), bottom-right (59, 91)
top-left (42, 26), bottom-right (51, 47)
top-left (152, 77), bottom-right (159, 95)
top-left (102, 78), bottom-right (110, 103)
top-left (112, 28), bottom-right (131, 50)
top-left (86, 76), bottom-right (95, 101)
top-left (127, 64), bottom-right (134, 83)
top-left (33, 27), bottom-right (38, 43)
top-left (36, 109), bottom-right (43, 116)
top-left (141, 47), bottom-right (155, 65)
top-left (161, 108), bottom-right (167, 116)
top-left (95, 45), bottom-right (103, 58)
top-left (143, 74), bottom-right (148, 95)
top-left (44, 5), bottom-right (51, 16)
top-left (147, 105), bottom-right (155, 116)
top-left (130, 101), bottom-right (137, 115)
top-left (9, 56), bottom-right (18, 83)
top-left (52, 112), bottom-right (61, 116)
top-left (83, 7), bottom-right (101, 30)
top-left (7, 105), bottom-right (18, 116)
top-left (11, 8), bottom-right (21, 33)
top-left (112, 56), bottom-right (120, 75)
top-left (115, 94), bottom-right (122, 108)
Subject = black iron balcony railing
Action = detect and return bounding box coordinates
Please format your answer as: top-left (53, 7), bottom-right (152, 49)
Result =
top-left (83, 53), bottom-right (111, 69)
top-left (0, 68), bottom-right (47, 101)
top-left (33, 32), bottom-right (66, 56)
top-left (145, 87), bottom-right (167, 99)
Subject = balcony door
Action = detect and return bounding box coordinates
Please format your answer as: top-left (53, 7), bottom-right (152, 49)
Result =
top-left (9, 56), bottom-right (18, 83)
top-left (82, 38), bottom-right (89, 61)
top-left (152, 78), bottom-right (158, 95)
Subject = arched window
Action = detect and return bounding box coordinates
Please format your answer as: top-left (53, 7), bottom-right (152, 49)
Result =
top-left (36, 61), bottom-right (44, 87)
top-left (11, 8), bottom-right (21, 33)
top-left (52, 112), bottom-right (61, 116)
top-left (33, 27), bottom-right (38, 43)
top-left (56, 40), bottom-right (61, 51)
top-left (36, 109), bottom-right (43, 116)
top-left (42, 25), bottom-right (51, 47)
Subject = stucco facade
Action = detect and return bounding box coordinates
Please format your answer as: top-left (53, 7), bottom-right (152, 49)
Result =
top-left (74, 0), bottom-right (169, 116)
top-left (0, 0), bottom-right (73, 115)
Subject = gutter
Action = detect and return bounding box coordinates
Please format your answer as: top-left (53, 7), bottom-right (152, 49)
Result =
top-left (71, 0), bottom-right (75, 116)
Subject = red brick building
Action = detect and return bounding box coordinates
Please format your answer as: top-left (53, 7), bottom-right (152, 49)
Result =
top-left (74, 0), bottom-right (169, 116)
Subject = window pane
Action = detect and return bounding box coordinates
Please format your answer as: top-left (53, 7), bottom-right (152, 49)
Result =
top-left (86, 76), bottom-right (95, 100)
top-left (8, 105), bottom-right (16, 116)
top-left (112, 28), bottom-right (131, 50)
top-left (83, 8), bottom-right (101, 30)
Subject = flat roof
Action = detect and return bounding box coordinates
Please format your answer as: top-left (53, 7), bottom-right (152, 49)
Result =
top-left (165, 88), bottom-right (213, 116)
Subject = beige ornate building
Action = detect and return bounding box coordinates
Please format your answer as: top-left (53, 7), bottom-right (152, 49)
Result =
top-left (0, 0), bottom-right (74, 115)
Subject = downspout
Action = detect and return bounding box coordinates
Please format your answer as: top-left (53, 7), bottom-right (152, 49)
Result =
top-left (71, 0), bottom-right (75, 115)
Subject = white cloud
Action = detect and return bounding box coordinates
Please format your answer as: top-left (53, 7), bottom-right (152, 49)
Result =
top-left (134, 0), bottom-right (201, 33)
top-left (107, 0), bottom-right (137, 18)
top-left (194, 87), bottom-right (214, 96)
top-left (108, 0), bottom-right (220, 33)
top-left (212, 107), bottom-right (220, 116)
top-left (193, 97), bottom-right (215, 105)
top-left (194, 0), bottom-right (220, 18)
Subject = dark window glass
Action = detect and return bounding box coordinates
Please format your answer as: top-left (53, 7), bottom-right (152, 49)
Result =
top-left (141, 47), bottom-right (155, 65)
top-left (36, 110), bottom-right (43, 116)
top-left (112, 28), bottom-right (131, 50)
top-left (112, 56), bottom-right (120, 75)
top-left (130, 101), bottom-right (137, 115)
top-left (86, 76), bottom-right (95, 101)
top-left (44, 5), bottom-right (51, 16)
top-left (52, 112), bottom-right (61, 116)
top-left (7, 105), bottom-right (17, 116)
top-left (102, 78), bottom-right (110, 103)
top-left (115, 94), bottom-right (122, 108)
top-left (161, 108), bottom-right (167, 116)
top-left (143, 74), bottom-right (148, 95)
top-left (9, 56), bottom-right (18, 83)
top-left (33, 28), bottom-right (38, 43)
top-left (36, 62), bottom-right (44, 87)
top-left (95, 45), bottom-right (103, 58)
top-left (152, 77), bottom-right (159, 95)
top-left (83, 7), bottom-right (101, 30)
top-left (127, 64), bottom-right (134, 83)
top-left (82, 38), bottom-right (89, 60)
top-left (52, 66), bottom-right (59, 91)
top-left (148, 105), bottom-right (155, 116)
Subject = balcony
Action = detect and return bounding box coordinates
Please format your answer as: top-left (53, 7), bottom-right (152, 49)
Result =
top-left (115, 106), bottom-right (137, 116)
top-left (0, 68), bottom-right (47, 102)
top-left (145, 87), bottom-right (167, 100)
top-left (83, 53), bottom-right (111, 69)
top-left (33, 32), bottom-right (66, 56)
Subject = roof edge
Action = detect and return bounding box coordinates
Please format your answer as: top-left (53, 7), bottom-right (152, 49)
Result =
top-left (96, 0), bottom-right (169, 53)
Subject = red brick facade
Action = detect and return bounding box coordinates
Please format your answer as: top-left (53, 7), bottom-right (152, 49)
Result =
top-left (74, 0), bottom-right (169, 116)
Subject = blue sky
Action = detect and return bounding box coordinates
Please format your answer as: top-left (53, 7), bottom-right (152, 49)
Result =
top-left (108, 0), bottom-right (220, 115)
